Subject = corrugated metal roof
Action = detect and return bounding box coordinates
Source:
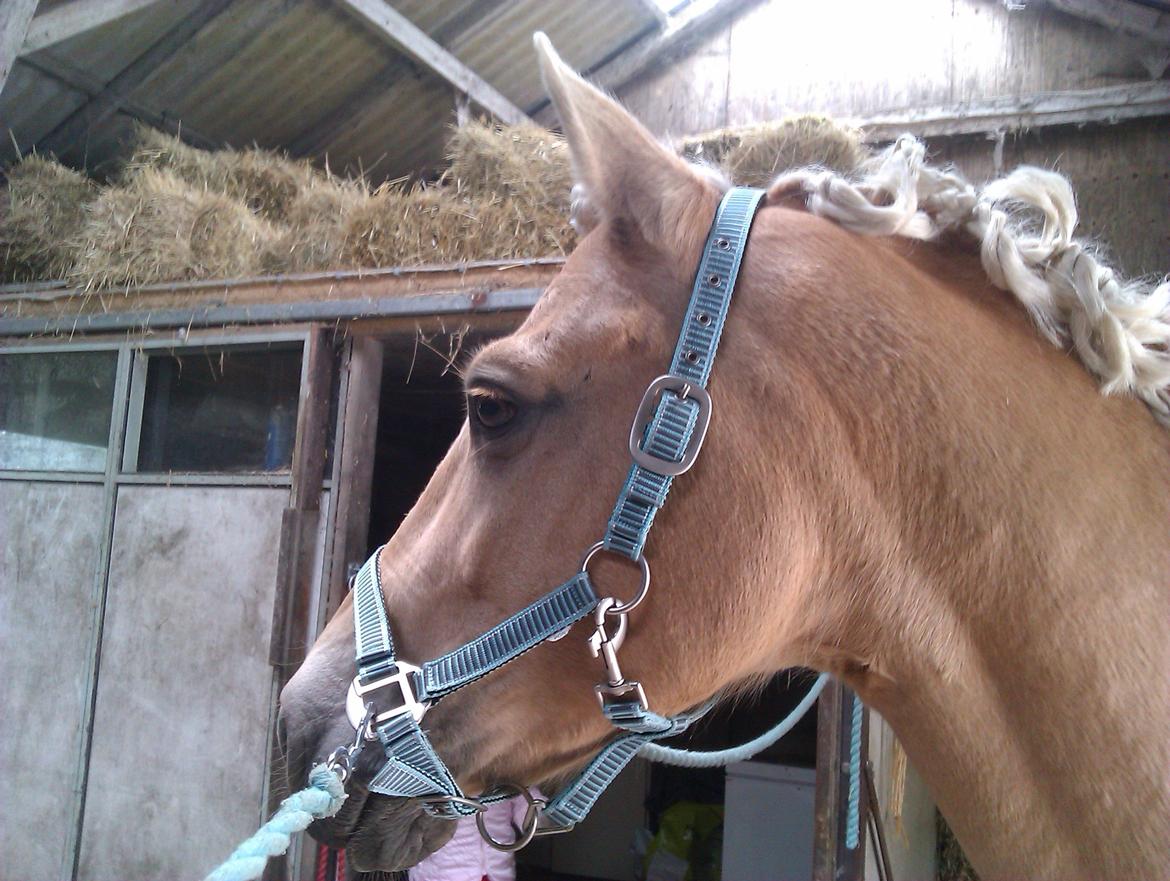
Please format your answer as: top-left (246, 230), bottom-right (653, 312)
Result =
top-left (0, 0), bottom-right (659, 180)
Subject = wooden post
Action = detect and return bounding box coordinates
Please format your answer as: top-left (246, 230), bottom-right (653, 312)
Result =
top-left (322, 333), bottom-right (383, 621)
top-left (0, 0), bottom-right (39, 97)
top-left (269, 326), bottom-right (335, 669)
top-left (814, 680), bottom-right (868, 881)
top-left (266, 327), bottom-right (336, 881)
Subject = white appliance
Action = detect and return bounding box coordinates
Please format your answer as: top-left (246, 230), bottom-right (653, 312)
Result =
top-left (722, 761), bottom-right (816, 881)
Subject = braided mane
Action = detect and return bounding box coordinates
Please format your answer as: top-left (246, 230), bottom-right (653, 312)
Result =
top-left (769, 137), bottom-right (1170, 426)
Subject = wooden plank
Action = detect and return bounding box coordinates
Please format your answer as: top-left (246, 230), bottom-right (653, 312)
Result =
top-left (0, 259), bottom-right (563, 323)
top-left (858, 80), bottom-right (1170, 141)
top-left (34, 0), bottom-right (235, 158)
top-left (0, 0), bottom-right (38, 97)
top-left (289, 327), bottom-right (333, 513)
top-left (813, 681), bottom-right (867, 881)
top-left (16, 53), bottom-right (220, 150)
top-left (21, 0), bottom-right (162, 54)
top-left (584, 0), bottom-right (762, 96)
top-left (322, 334), bottom-right (383, 620)
top-left (270, 327), bottom-right (334, 668)
top-left (338, 0), bottom-right (529, 125)
top-left (1043, 0), bottom-right (1170, 46)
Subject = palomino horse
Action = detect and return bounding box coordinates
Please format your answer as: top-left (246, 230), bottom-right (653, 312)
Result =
top-left (279, 35), bottom-right (1170, 878)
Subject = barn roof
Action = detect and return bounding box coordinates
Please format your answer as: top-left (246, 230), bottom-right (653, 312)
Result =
top-left (1, 0), bottom-right (682, 181)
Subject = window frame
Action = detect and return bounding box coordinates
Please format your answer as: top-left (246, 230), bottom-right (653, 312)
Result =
top-left (0, 330), bottom-right (312, 487)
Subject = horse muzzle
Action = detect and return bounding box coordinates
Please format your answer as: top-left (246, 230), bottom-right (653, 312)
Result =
top-left (278, 642), bottom-right (455, 870)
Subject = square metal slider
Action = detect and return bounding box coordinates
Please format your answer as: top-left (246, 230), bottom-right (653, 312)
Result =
top-left (347, 661), bottom-right (429, 736)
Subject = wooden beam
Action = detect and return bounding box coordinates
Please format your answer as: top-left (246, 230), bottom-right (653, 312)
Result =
top-left (1040, 0), bottom-right (1170, 46)
top-left (34, 0), bottom-right (235, 158)
top-left (21, 0), bottom-right (161, 55)
top-left (17, 53), bottom-right (221, 150)
top-left (813, 681), bottom-right (867, 881)
top-left (0, 0), bottom-right (38, 98)
top-left (856, 80), bottom-right (1170, 141)
top-left (634, 0), bottom-right (671, 31)
top-left (574, 0), bottom-right (762, 98)
top-left (322, 334), bottom-right (383, 621)
top-left (337, 0), bottom-right (529, 125)
top-left (289, 0), bottom-right (511, 157)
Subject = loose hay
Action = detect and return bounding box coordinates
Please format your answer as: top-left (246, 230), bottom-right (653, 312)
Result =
top-left (1, 157), bottom-right (96, 282)
top-left (681, 116), bottom-right (865, 186)
top-left (70, 168), bottom-right (278, 290)
top-left (127, 125), bottom-right (311, 223)
top-left (445, 119), bottom-right (576, 258)
top-left (3, 116), bottom-right (867, 290)
top-left (263, 174), bottom-right (369, 273)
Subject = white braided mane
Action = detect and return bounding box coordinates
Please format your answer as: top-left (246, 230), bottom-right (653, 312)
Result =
top-left (770, 136), bottom-right (1170, 426)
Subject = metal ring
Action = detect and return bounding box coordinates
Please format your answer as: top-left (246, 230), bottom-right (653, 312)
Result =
top-left (475, 783), bottom-right (540, 852)
top-left (579, 541), bottom-right (650, 615)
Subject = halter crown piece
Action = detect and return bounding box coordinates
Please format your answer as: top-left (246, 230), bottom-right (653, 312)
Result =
top-left (342, 187), bottom-right (768, 847)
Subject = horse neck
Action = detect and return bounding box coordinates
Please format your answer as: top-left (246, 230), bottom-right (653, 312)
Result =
top-left (722, 210), bottom-right (1170, 879)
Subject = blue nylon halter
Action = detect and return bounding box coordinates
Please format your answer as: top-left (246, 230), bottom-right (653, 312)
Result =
top-left (345, 187), bottom-right (767, 833)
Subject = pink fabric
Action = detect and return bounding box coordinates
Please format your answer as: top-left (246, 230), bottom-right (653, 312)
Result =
top-left (408, 793), bottom-right (535, 881)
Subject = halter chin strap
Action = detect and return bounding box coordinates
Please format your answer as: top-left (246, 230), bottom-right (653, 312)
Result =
top-left (345, 187), bottom-right (767, 831)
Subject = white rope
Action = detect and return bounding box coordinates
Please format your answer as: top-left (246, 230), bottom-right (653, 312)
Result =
top-left (771, 136), bottom-right (1170, 426)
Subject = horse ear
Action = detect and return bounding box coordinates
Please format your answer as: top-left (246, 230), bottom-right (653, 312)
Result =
top-left (534, 32), bottom-right (723, 249)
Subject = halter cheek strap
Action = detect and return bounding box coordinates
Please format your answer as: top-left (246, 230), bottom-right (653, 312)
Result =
top-left (344, 187), bottom-right (767, 830)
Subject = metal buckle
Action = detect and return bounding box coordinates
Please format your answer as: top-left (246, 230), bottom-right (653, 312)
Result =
top-left (628, 374), bottom-right (713, 476)
top-left (596, 679), bottom-right (649, 712)
top-left (346, 661), bottom-right (429, 736)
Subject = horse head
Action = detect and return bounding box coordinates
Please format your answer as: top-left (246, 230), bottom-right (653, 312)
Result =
top-left (278, 35), bottom-right (821, 871)
top-left (278, 32), bottom-right (1170, 879)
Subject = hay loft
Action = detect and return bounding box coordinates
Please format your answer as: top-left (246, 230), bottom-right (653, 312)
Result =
top-left (1, 117), bottom-right (862, 291)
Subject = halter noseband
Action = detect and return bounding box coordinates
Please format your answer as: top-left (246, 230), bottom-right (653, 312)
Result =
top-left (337, 187), bottom-right (767, 844)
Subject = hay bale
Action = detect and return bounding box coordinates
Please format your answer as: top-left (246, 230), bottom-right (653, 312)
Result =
top-left (127, 125), bottom-right (311, 223)
top-left (0, 156), bottom-right (96, 281)
top-left (70, 168), bottom-right (278, 290)
top-left (681, 116), bottom-right (865, 186)
top-left (341, 183), bottom-right (574, 269)
top-left (263, 175), bottom-right (369, 273)
top-left (446, 120), bottom-right (572, 208)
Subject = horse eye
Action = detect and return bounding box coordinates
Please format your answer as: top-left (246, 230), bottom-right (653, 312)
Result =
top-left (471, 393), bottom-right (516, 430)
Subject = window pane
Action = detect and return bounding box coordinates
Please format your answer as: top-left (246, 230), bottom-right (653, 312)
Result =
top-left (0, 351), bottom-right (117, 472)
top-left (137, 346), bottom-right (302, 473)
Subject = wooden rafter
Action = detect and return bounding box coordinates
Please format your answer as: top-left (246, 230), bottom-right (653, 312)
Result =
top-left (1041, 0), bottom-right (1170, 46)
top-left (337, 0), bottom-right (530, 125)
top-left (290, 0), bottom-right (512, 157)
top-left (578, 0), bottom-right (764, 99)
top-left (34, 0), bottom-right (235, 159)
top-left (18, 53), bottom-right (220, 151)
top-left (21, 0), bottom-right (163, 55)
top-left (0, 0), bottom-right (38, 97)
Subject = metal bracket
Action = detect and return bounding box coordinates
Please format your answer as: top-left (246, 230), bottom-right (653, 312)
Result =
top-left (347, 662), bottom-right (429, 734)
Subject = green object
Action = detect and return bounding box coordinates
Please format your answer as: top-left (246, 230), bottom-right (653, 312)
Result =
top-left (644, 802), bottom-right (724, 881)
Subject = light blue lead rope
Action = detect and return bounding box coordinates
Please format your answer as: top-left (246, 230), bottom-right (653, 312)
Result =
top-left (203, 764), bottom-right (346, 881)
top-left (845, 691), bottom-right (863, 848)
top-left (639, 673), bottom-right (830, 768)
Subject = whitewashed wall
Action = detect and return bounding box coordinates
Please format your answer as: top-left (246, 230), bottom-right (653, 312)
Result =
top-left (614, 0), bottom-right (1168, 276)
